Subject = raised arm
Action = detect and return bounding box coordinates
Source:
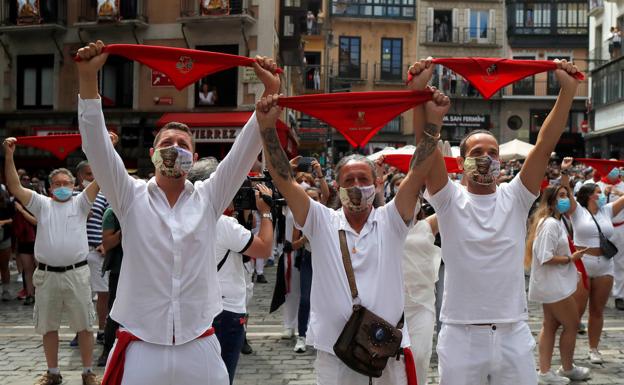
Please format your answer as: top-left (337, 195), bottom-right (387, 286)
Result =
top-left (2, 138), bottom-right (33, 206)
top-left (408, 59), bottom-right (448, 195)
top-left (76, 40), bottom-right (135, 214)
top-left (243, 184), bottom-right (274, 258)
top-left (256, 95), bottom-right (310, 227)
top-left (520, 60), bottom-right (580, 195)
top-left (312, 160), bottom-right (330, 205)
top-left (394, 89), bottom-right (450, 222)
top-left (84, 180), bottom-right (100, 203)
top-left (612, 195), bottom-right (624, 218)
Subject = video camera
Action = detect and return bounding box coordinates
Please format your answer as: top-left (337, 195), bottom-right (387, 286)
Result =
top-left (233, 169), bottom-right (287, 211)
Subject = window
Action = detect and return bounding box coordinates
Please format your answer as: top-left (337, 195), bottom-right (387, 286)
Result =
top-left (99, 56), bottom-right (133, 108)
top-left (339, 36), bottom-right (361, 78)
top-left (514, 2), bottom-right (551, 34)
top-left (468, 10), bottom-right (490, 43)
top-left (331, 0), bottom-right (415, 19)
top-left (547, 55), bottom-right (570, 95)
top-left (17, 55), bottom-right (54, 109)
top-left (556, 2), bottom-right (588, 34)
top-left (512, 56), bottom-right (535, 95)
top-left (195, 45), bottom-right (239, 107)
top-left (381, 116), bottom-right (401, 133)
top-left (432, 9), bottom-right (454, 42)
top-left (380, 38), bottom-right (402, 81)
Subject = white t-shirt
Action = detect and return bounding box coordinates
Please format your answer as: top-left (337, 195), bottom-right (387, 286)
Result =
top-left (26, 191), bottom-right (93, 266)
top-left (528, 217), bottom-right (577, 304)
top-left (597, 180), bottom-right (624, 205)
top-left (403, 220), bottom-right (441, 313)
top-left (283, 207), bottom-right (295, 243)
top-left (425, 176), bottom-right (537, 324)
top-left (297, 199), bottom-right (411, 353)
top-left (215, 215), bottom-right (254, 314)
top-left (571, 203), bottom-right (616, 248)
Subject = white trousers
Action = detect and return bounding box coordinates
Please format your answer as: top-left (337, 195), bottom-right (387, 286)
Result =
top-left (405, 305), bottom-right (435, 385)
top-left (437, 322), bottom-right (537, 385)
top-left (315, 350), bottom-right (407, 385)
top-left (613, 250), bottom-right (624, 298)
top-left (283, 252), bottom-right (300, 330)
top-left (117, 334), bottom-right (229, 385)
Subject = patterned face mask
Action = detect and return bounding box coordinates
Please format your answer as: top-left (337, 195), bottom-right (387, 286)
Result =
top-left (463, 155), bottom-right (501, 186)
top-left (151, 145), bottom-right (193, 178)
top-left (339, 185), bottom-right (376, 213)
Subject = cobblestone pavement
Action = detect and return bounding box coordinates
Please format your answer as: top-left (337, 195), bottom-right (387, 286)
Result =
top-left (1, 264), bottom-right (624, 385)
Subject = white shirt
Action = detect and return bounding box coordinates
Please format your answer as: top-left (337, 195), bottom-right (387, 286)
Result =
top-left (78, 97), bottom-right (262, 345)
top-left (403, 220), bottom-right (441, 314)
top-left (597, 180), bottom-right (624, 206)
top-left (571, 203), bottom-right (615, 248)
top-left (283, 207), bottom-right (295, 243)
top-left (26, 191), bottom-right (93, 266)
top-left (425, 176), bottom-right (537, 324)
top-left (297, 199), bottom-right (411, 353)
top-left (528, 218), bottom-right (577, 304)
top-left (215, 216), bottom-right (254, 314)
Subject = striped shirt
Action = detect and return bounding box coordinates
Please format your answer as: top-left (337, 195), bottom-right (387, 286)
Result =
top-left (87, 192), bottom-right (108, 246)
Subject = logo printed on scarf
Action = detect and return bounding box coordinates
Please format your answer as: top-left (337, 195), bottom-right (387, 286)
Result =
top-left (482, 64), bottom-right (499, 83)
top-left (349, 111), bottom-right (371, 131)
top-left (176, 56), bottom-right (194, 74)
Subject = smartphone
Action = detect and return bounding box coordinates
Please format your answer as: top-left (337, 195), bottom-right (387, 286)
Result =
top-left (297, 157), bottom-right (315, 173)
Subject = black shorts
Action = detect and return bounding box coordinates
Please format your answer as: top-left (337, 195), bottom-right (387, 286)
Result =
top-left (17, 241), bottom-right (34, 254)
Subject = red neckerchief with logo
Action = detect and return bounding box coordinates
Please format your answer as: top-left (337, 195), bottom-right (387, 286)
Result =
top-left (75, 44), bottom-right (283, 90)
top-left (383, 154), bottom-right (462, 174)
top-left (277, 90), bottom-right (432, 148)
top-left (407, 58), bottom-right (585, 99)
top-left (16, 134), bottom-right (82, 160)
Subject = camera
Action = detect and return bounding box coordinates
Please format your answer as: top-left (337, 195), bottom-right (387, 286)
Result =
top-left (233, 170), bottom-right (287, 211)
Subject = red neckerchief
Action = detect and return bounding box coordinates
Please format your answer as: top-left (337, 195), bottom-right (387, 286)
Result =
top-left (383, 154), bottom-right (462, 174)
top-left (277, 90), bottom-right (432, 148)
top-left (407, 58), bottom-right (585, 99)
top-left (567, 237), bottom-right (589, 290)
top-left (16, 134), bottom-right (82, 160)
top-left (576, 158), bottom-right (624, 177)
top-left (75, 44), bottom-right (283, 90)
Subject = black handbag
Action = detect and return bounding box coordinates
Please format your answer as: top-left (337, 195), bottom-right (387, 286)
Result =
top-left (590, 214), bottom-right (619, 259)
top-left (333, 230), bottom-right (403, 379)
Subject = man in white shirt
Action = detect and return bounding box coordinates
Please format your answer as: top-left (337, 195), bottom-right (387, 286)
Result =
top-left (75, 40), bottom-right (280, 385)
top-left (254, 88), bottom-right (450, 384)
top-left (409, 58), bottom-right (581, 385)
top-left (3, 139), bottom-right (101, 385)
top-left (187, 158), bottom-right (274, 384)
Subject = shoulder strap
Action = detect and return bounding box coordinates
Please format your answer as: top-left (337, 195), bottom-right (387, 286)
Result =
top-left (590, 214), bottom-right (606, 237)
top-left (217, 250), bottom-right (231, 272)
top-left (338, 230), bottom-right (358, 300)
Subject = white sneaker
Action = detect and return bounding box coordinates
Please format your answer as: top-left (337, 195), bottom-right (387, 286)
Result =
top-left (294, 336), bottom-right (306, 353)
top-left (537, 370), bottom-right (570, 385)
top-left (281, 328), bottom-right (294, 339)
top-left (589, 349), bottom-right (603, 364)
top-left (557, 365), bottom-right (590, 381)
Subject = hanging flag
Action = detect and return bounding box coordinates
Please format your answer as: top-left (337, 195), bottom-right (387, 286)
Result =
top-left (16, 134), bottom-right (82, 160)
top-left (407, 58), bottom-right (585, 99)
top-left (277, 90), bottom-right (432, 148)
top-left (74, 44), bottom-right (283, 91)
top-left (575, 158), bottom-right (624, 176)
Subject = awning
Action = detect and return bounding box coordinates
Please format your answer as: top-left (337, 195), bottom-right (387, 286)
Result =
top-left (156, 111), bottom-right (297, 157)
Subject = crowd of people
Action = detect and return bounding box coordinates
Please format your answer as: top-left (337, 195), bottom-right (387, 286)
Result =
top-left (0, 41), bottom-right (623, 385)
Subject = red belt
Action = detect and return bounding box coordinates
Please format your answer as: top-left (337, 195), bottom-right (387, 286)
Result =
top-left (101, 327), bottom-right (215, 385)
top-left (614, 222), bottom-right (624, 228)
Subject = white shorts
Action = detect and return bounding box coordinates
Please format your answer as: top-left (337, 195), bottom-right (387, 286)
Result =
top-left (87, 250), bottom-right (109, 293)
top-left (33, 265), bottom-right (95, 335)
top-left (315, 350), bottom-right (407, 385)
top-left (581, 255), bottom-right (614, 278)
top-left (117, 333), bottom-right (229, 385)
top-left (437, 322), bottom-right (536, 385)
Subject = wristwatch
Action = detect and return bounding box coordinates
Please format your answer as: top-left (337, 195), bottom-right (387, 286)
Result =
top-left (261, 212), bottom-right (273, 221)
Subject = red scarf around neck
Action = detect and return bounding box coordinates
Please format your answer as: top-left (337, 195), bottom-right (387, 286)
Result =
top-left (407, 58), bottom-right (585, 99)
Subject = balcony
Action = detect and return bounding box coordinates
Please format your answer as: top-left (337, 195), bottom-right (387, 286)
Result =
top-left (591, 56), bottom-right (624, 109)
top-left (330, 0), bottom-right (416, 20)
top-left (462, 28), bottom-right (497, 46)
top-left (501, 79), bottom-right (589, 98)
top-left (373, 63), bottom-right (409, 84)
top-left (179, 0), bottom-right (255, 25)
top-left (75, 0), bottom-right (148, 29)
top-left (301, 64), bottom-right (330, 93)
top-left (333, 61), bottom-right (368, 82)
top-left (589, 0), bottom-right (604, 15)
top-left (589, 44), bottom-right (610, 70)
top-left (0, 0), bottom-right (66, 33)
top-left (422, 26), bottom-right (460, 45)
top-left (431, 72), bottom-right (496, 98)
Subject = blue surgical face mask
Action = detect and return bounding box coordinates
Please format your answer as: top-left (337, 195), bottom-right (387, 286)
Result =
top-left (597, 193), bottom-right (607, 208)
top-left (52, 186), bottom-right (73, 202)
top-left (608, 167), bottom-right (620, 181)
top-left (556, 198), bottom-right (571, 214)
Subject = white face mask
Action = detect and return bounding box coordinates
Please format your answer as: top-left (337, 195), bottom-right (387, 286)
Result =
top-left (463, 155), bottom-right (501, 186)
top-left (151, 145), bottom-right (194, 178)
top-left (82, 180), bottom-right (91, 189)
top-left (339, 185), bottom-right (376, 213)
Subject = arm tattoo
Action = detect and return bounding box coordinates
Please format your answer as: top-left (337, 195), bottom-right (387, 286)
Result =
top-left (410, 123), bottom-right (440, 168)
top-left (260, 128), bottom-right (294, 181)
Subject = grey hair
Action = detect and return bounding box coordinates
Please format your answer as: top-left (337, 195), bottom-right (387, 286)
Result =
top-left (48, 168), bottom-right (75, 185)
top-left (187, 157), bottom-right (219, 183)
top-left (75, 160), bottom-right (90, 176)
top-left (334, 154), bottom-right (377, 185)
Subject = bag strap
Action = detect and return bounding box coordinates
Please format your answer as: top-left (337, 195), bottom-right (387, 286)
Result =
top-left (590, 213), bottom-right (606, 238)
top-left (217, 250), bottom-right (231, 272)
top-left (338, 230), bottom-right (359, 300)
